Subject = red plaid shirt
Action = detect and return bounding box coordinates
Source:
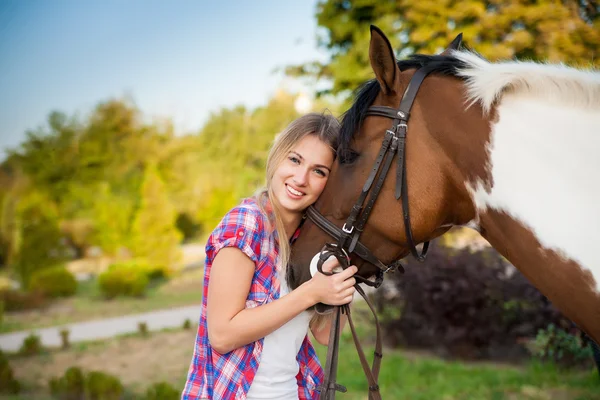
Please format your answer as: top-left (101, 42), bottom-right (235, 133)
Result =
top-left (182, 198), bottom-right (323, 399)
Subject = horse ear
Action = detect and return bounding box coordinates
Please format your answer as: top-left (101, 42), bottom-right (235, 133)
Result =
top-left (369, 25), bottom-right (400, 95)
top-left (440, 33), bottom-right (463, 55)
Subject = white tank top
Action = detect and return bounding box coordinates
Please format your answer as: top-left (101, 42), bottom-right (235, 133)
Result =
top-left (246, 278), bottom-right (312, 400)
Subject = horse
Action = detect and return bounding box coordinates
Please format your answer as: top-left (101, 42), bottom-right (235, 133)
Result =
top-left (288, 24), bottom-right (600, 351)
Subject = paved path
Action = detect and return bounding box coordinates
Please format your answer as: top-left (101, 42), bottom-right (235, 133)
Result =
top-left (0, 304), bottom-right (201, 352)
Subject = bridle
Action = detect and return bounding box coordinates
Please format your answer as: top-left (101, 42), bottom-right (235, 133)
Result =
top-left (306, 64), bottom-right (440, 400)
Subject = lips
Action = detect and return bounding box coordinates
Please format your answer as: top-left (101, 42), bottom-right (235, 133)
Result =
top-left (286, 184), bottom-right (305, 197)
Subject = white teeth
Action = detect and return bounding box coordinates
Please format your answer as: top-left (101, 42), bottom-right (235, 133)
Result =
top-left (287, 185), bottom-right (304, 196)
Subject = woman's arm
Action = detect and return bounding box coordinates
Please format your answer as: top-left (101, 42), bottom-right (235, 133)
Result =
top-left (207, 247), bottom-right (356, 354)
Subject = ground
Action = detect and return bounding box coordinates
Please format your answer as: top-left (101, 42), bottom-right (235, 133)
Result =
top-left (4, 327), bottom-right (600, 400)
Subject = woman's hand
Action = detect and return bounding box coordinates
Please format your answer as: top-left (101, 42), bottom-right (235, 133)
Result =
top-left (304, 257), bottom-right (357, 306)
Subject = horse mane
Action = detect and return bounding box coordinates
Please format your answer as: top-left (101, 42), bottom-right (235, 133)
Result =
top-left (339, 51), bottom-right (600, 151)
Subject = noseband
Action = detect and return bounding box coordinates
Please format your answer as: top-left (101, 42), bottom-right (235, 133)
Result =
top-left (307, 65), bottom-right (437, 400)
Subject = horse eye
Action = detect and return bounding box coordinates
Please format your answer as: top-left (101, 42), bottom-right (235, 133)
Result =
top-left (338, 148), bottom-right (359, 165)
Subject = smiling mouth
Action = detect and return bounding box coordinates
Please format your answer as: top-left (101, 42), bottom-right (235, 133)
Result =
top-left (286, 184), bottom-right (305, 196)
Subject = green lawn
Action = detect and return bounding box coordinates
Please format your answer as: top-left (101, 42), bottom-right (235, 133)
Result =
top-left (1, 268), bottom-right (204, 334)
top-left (314, 330), bottom-right (600, 399)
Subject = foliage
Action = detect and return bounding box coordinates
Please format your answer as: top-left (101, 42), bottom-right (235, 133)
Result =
top-left (0, 349), bottom-right (20, 394)
top-left (0, 289), bottom-right (47, 312)
top-left (182, 318), bottom-right (192, 330)
top-left (129, 164), bottom-right (182, 269)
top-left (143, 381), bottom-right (180, 400)
top-left (530, 324), bottom-right (593, 368)
top-left (28, 265), bottom-right (77, 298)
top-left (108, 259), bottom-right (166, 281)
top-left (84, 371), bottom-right (124, 400)
top-left (49, 366), bottom-right (85, 400)
top-left (1, 91), bottom-right (332, 277)
top-left (12, 191), bottom-right (68, 287)
top-left (288, 0), bottom-right (600, 98)
top-left (376, 242), bottom-right (581, 362)
top-left (97, 266), bottom-right (148, 299)
top-left (19, 332), bottom-right (43, 356)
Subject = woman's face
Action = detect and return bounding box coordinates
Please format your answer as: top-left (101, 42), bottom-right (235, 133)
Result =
top-left (272, 134), bottom-right (335, 218)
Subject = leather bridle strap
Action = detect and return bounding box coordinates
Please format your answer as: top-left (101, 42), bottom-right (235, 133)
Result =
top-left (306, 207), bottom-right (400, 278)
top-left (319, 285), bottom-right (384, 400)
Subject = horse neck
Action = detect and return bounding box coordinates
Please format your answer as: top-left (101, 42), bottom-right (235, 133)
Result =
top-left (454, 92), bottom-right (600, 341)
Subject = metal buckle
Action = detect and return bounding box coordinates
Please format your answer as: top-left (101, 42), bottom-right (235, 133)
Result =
top-left (342, 223), bottom-right (354, 234)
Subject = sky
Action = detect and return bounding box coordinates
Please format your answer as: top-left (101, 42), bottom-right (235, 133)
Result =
top-left (0, 0), bottom-right (327, 158)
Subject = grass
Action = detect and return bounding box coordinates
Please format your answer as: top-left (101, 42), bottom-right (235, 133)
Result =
top-left (311, 302), bottom-right (600, 399)
top-left (1, 268), bottom-right (204, 334)
top-left (314, 337), bottom-right (600, 399)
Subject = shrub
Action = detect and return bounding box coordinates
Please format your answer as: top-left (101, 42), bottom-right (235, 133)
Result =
top-left (0, 289), bottom-right (46, 311)
top-left (19, 332), bottom-right (43, 356)
top-left (109, 259), bottom-right (168, 281)
top-left (530, 324), bottom-right (593, 368)
top-left (143, 381), bottom-right (180, 400)
top-left (29, 265), bottom-right (77, 298)
top-left (0, 350), bottom-right (20, 394)
top-left (84, 370), bottom-right (124, 400)
top-left (49, 366), bottom-right (85, 400)
top-left (182, 318), bottom-right (192, 330)
top-left (98, 267), bottom-right (148, 299)
top-left (377, 241), bottom-right (578, 362)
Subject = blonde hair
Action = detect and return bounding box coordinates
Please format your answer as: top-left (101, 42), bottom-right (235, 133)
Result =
top-left (255, 112), bottom-right (340, 274)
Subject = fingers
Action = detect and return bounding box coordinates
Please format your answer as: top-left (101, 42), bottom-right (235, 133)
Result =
top-left (320, 256), bottom-right (339, 273)
top-left (338, 265), bottom-right (358, 280)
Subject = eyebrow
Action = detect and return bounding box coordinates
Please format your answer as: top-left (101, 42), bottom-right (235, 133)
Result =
top-left (289, 151), bottom-right (331, 172)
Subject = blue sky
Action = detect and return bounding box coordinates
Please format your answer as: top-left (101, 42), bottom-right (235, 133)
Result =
top-left (0, 0), bottom-right (327, 157)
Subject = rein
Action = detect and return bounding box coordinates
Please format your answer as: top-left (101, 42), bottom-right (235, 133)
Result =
top-left (308, 65), bottom-right (437, 400)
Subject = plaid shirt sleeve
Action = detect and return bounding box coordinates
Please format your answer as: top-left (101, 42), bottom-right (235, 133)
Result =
top-left (208, 204), bottom-right (264, 265)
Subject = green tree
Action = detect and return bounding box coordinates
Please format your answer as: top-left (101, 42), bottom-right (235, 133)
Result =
top-left (13, 191), bottom-right (68, 286)
top-left (288, 0), bottom-right (600, 98)
top-left (129, 164), bottom-right (182, 269)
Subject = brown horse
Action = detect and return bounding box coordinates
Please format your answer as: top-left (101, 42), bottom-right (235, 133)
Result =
top-left (289, 25), bottom-right (600, 343)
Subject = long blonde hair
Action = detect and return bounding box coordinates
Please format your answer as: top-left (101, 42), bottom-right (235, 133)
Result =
top-left (255, 112), bottom-right (340, 273)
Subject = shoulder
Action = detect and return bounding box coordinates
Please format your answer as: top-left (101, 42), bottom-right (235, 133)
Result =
top-left (206, 198), bottom-right (271, 264)
top-left (220, 198), bottom-right (268, 234)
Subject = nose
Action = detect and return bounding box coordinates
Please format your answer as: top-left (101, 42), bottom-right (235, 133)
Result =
top-left (293, 167), bottom-right (309, 186)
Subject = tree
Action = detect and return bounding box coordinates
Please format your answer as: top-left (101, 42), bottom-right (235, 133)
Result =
top-left (288, 0), bottom-right (600, 98)
top-left (129, 164), bottom-right (182, 269)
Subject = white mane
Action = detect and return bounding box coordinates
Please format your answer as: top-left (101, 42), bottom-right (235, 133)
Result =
top-left (451, 50), bottom-right (600, 114)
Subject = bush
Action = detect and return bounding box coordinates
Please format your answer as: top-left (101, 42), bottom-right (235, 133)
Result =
top-left (29, 265), bottom-right (77, 298)
top-left (84, 371), bottom-right (124, 400)
top-left (109, 259), bottom-right (168, 281)
top-left (143, 381), bottom-right (180, 400)
top-left (182, 318), bottom-right (192, 330)
top-left (0, 289), bottom-right (47, 311)
top-left (0, 350), bottom-right (20, 394)
top-left (377, 241), bottom-right (578, 362)
top-left (19, 332), bottom-right (43, 356)
top-left (49, 366), bottom-right (85, 400)
top-left (98, 267), bottom-right (148, 299)
top-left (530, 324), bottom-right (593, 368)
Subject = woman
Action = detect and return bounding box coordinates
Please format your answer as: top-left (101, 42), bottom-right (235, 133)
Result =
top-left (182, 112), bottom-right (357, 400)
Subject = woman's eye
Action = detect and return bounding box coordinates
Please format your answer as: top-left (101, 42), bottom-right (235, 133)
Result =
top-left (338, 149), bottom-right (359, 165)
top-left (289, 156), bottom-right (300, 164)
top-left (314, 169), bottom-right (326, 177)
